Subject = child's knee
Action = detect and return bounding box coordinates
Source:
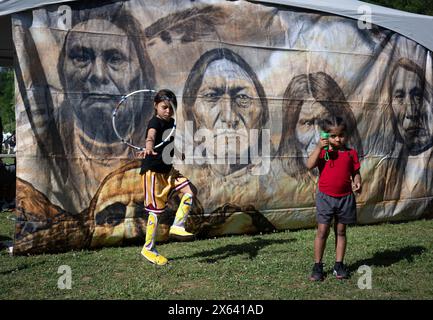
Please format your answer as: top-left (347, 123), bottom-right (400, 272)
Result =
top-left (316, 228), bottom-right (329, 240)
top-left (186, 189), bottom-right (195, 198)
top-left (335, 223), bottom-right (347, 237)
top-left (187, 183), bottom-right (198, 197)
top-left (181, 185), bottom-right (195, 198)
top-left (335, 229), bottom-right (346, 237)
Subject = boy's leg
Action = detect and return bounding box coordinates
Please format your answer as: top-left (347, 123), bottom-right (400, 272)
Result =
top-left (172, 193), bottom-right (193, 228)
top-left (334, 222), bottom-right (347, 263)
top-left (332, 221), bottom-right (349, 279)
top-left (141, 212), bottom-right (168, 266)
top-left (141, 172), bottom-right (169, 266)
top-left (169, 182), bottom-right (195, 239)
top-left (314, 223), bottom-right (331, 263)
top-left (334, 192), bottom-right (356, 261)
top-left (332, 193), bottom-right (356, 279)
top-left (310, 223), bottom-right (330, 281)
top-left (311, 191), bottom-right (334, 281)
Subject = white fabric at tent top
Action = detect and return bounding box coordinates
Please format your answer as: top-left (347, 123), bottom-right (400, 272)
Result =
top-left (0, 0), bottom-right (433, 51)
top-left (0, 0), bottom-right (75, 16)
top-left (251, 0), bottom-right (433, 51)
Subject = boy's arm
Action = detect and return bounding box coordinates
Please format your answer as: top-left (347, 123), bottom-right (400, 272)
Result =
top-left (352, 169), bottom-right (362, 193)
top-left (306, 137), bottom-right (328, 169)
top-left (145, 129), bottom-right (158, 156)
top-left (137, 128), bottom-right (158, 158)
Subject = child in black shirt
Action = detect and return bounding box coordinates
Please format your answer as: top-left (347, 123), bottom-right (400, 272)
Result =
top-left (138, 89), bottom-right (194, 266)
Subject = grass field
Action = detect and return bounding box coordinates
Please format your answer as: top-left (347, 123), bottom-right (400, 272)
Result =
top-left (0, 156), bottom-right (16, 166)
top-left (0, 209), bottom-right (432, 300)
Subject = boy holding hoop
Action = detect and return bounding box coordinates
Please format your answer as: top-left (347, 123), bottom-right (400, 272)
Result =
top-left (138, 89), bottom-right (195, 266)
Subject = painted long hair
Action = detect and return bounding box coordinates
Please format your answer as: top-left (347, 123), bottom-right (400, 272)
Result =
top-left (58, 0), bottom-right (155, 93)
top-left (56, 0), bottom-right (156, 151)
top-left (182, 48), bottom-right (268, 128)
top-left (383, 58), bottom-right (432, 200)
top-left (182, 48), bottom-right (269, 171)
top-left (387, 58), bottom-right (431, 152)
top-left (278, 72), bottom-right (363, 180)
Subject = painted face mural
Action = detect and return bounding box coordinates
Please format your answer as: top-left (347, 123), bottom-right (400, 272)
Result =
top-left (183, 48), bottom-right (268, 176)
top-left (390, 59), bottom-right (433, 155)
top-left (295, 100), bottom-right (330, 156)
top-left (58, 8), bottom-right (155, 152)
top-left (195, 59), bottom-right (262, 160)
top-left (278, 72), bottom-right (363, 180)
top-left (63, 20), bottom-right (141, 142)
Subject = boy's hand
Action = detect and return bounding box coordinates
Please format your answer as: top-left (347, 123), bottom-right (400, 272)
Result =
top-left (136, 149), bottom-right (157, 158)
top-left (144, 148), bottom-right (158, 157)
top-left (319, 137), bottom-right (329, 149)
top-left (135, 150), bottom-right (145, 158)
top-left (352, 181), bottom-right (362, 194)
top-left (352, 172), bottom-right (362, 194)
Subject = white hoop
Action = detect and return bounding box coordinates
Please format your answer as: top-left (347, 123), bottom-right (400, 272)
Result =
top-left (112, 89), bottom-right (176, 151)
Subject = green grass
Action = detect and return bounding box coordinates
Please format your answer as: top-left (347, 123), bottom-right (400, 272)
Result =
top-left (0, 157), bottom-right (16, 166)
top-left (1, 210), bottom-right (432, 300)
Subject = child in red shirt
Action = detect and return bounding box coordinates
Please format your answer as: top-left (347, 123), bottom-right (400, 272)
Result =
top-left (306, 116), bottom-right (362, 281)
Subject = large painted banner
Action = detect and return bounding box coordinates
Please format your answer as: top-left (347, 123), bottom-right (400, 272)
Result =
top-left (12, 0), bottom-right (433, 254)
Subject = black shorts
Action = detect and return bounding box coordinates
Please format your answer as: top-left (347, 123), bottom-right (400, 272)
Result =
top-left (316, 191), bottom-right (357, 225)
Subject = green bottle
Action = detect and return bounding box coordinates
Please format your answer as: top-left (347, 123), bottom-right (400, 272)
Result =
top-left (320, 131), bottom-right (330, 161)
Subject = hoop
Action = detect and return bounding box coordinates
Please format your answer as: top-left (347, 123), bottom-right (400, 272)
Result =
top-left (112, 89), bottom-right (176, 151)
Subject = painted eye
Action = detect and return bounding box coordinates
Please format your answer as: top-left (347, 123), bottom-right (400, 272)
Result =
top-left (75, 54), bottom-right (89, 63)
top-left (394, 92), bottom-right (404, 99)
top-left (108, 54), bottom-right (122, 64)
top-left (204, 92), bottom-right (217, 98)
top-left (69, 48), bottom-right (92, 66)
top-left (413, 94), bottom-right (423, 104)
top-left (105, 50), bottom-right (126, 66)
top-left (300, 119), bottom-right (313, 126)
top-left (201, 92), bottom-right (220, 105)
top-left (235, 94), bottom-right (252, 108)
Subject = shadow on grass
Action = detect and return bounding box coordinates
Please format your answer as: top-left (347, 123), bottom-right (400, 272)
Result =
top-left (172, 237), bottom-right (296, 263)
top-left (0, 260), bottom-right (48, 275)
top-left (0, 235), bottom-right (12, 242)
top-left (348, 245), bottom-right (426, 271)
top-left (0, 236), bottom-right (12, 252)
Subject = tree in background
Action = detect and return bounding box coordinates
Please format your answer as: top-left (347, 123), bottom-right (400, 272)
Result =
top-left (0, 67), bottom-right (14, 133)
top-left (364, 0), bottom-right (433, 16)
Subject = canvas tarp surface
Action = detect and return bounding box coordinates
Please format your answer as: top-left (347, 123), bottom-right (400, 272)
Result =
top-left (12, 0), bottom-right (433, 253)
top-left (2, 0), bottom-right (433, 50)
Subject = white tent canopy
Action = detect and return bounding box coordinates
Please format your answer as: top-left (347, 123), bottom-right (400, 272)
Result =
top-left (1, 0), bottom-right (433, 66)
top-left (252, 0), bottom-right (433, 52)
top-left (0, 0), bottom-right (75, 16)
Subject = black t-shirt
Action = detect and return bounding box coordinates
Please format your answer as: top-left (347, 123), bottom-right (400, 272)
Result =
top-left (140, 116), bottom-right (175, 174)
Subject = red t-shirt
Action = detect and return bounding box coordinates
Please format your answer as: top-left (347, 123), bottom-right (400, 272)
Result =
top-left (318, 148), bottom-right (361, 197)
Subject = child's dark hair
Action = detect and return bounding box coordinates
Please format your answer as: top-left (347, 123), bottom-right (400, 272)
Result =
top-left (154, 89), bottom-right (177, 108)
top-left (319, 116), bottom-right (347, 133)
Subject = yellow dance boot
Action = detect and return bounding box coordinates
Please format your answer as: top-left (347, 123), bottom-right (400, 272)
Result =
top-left (169, 193), bottom-right (195, 240)
top-left (141, 212), bottom-right (168, 266)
